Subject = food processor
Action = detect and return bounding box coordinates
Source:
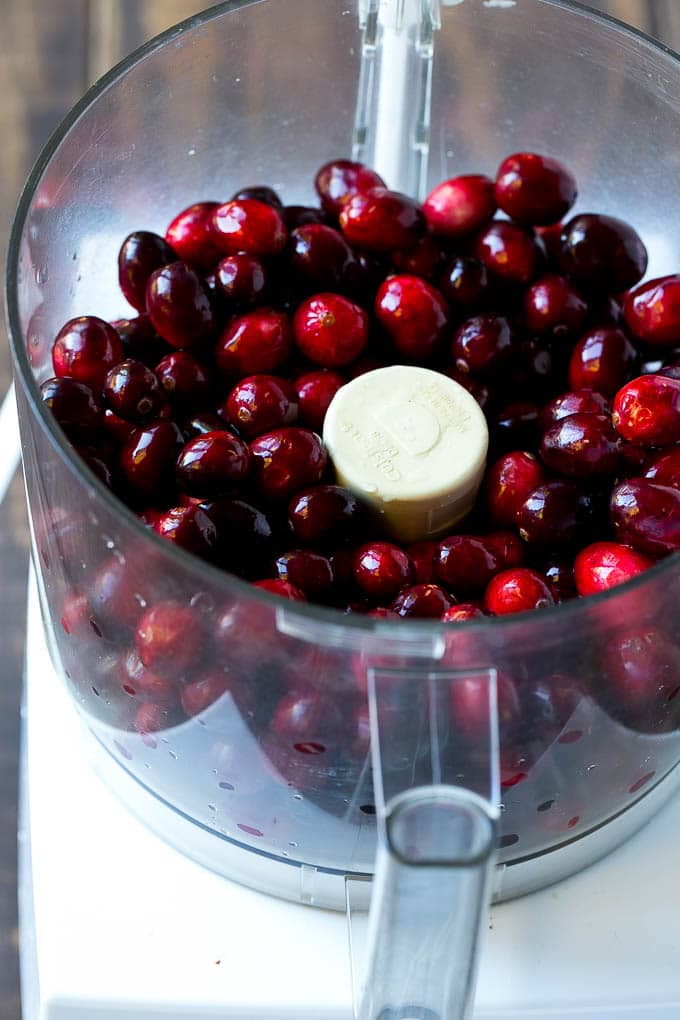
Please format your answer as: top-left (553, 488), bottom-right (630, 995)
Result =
top-left (7, 0), bottom-right (680, 1016)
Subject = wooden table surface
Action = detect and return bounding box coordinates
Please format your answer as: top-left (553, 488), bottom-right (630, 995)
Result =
top-left (0, 1), bottom-right (678, 1014)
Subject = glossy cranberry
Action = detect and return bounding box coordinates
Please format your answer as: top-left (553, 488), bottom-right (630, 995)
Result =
top-left (353, 542), bottom-right (414, 600)
top-left (211, 199), bottom-right (287, 258)
top-left (423, 174), bottom-right (495, 238)
top-left (230, 185), bottom-right (282, 207)
top-left (441, 603), bottom-right (487, 622)
top-left (558, 214), bottom-right (648, 292)
top-left (253, 579), bottom-right (306, 600)
top-left (540, 412), bottom-right (621, 477)
top-left (406, 540), bottom-right (437, 584)
top-left (603, 627), bottom-right (680, 729)
top-left (568, 327), bottom-right (637, 397)
top-left (52, 316), bottom-right (124, 392)
top-left (486, 451), bottom-right (545, 526)
top-left (289, 224), bottom-right (361, 294)
top-left (223, 374), bottom-right (298, 438)
top-left (273, 550), bottom-right (335, 601)
top-left (613, 374), bottom-right (680, 447)
top-left (474, 221), bottom-right (541, 285)
top-left (644, 448), bottom-right (680, 489)
top-left (145, 262), bottom-right (214, 349)
top-left (154, 351), bottom-right (211, 409)
top-left (293, 292), bottom-right (368, 367)
top-left (214, 254), bottom-right (267, 309)
top-left (165, 202), bottom-right (222, 270)
top-left (118, 231), bottom-right (177, 312)
top-left (391, 234), bottom-right (446, 280)
top-left (438, 256), bottom-right (490, 310)
top-left (176, 431), bottom-right (251, 496)
top-left (314, 159), bottom-right (386, 216)
top-left (112, 315), bottom-right (165, 361)
top-left (104, 359), bottom-right (164, 423)
top-left (282, 206), bottom-right (328, 230)
top-left (183, 411), bottom-right (229, 439)
top-left (543, 560), bottom-right (577, 602)
top-left (339, 188), bottom-right (426, 252)
top-left (375, 275), bottom-right (449, 362)
top-left (121, 649), bottom-right (179, 707)
top-left (449, 671), bottom-right (520, 743)
top-left (435, 535), bottom-right (502, 596)
top-left (516, 480), bottom-right (595, 547)
top-left (119, 421), bottom-right (183, 494)
top-left (494, 153), bottom-right (577, 225)
top-left (485, 567), bottom-right (554, 615)
top-left (574, 541), bottom-right (653, 597)
top-left (90, 556), bottom-right (148, 636)
top-left (288, 485), bottom-right (364, 545)
top-left (624, 275), bottom-right (680, 346)
top-left (390, 583), bottom-right (455, 618)
top-left (451, 314), bottom-right (512, 375)
top-left (135, 601), bottom-right (203, 677)
top-left (40, 377), bottom-right (102, 441)
top-left (524, 274), bottom-right (587, 336)
top-left (216, 309), bottom-right (292, 378)
top-left (204, 498), bottom-right (274, 575)
top-left (610, 479), bottom-right (680, 556)
top-left (250, 427), bottom-right (326, 501)
top-left (294, 369), bottom-right (345, 431)
top-left (492, 402), bottom-right (541, 453)
top-left (181, 670), bottom-right (233, 717)
top-left (539, 389), bottom-right (609, 430)
top-left (485, 530), bottom-right (526, 569)
top-left (153, 504), bottom-right (217, 559)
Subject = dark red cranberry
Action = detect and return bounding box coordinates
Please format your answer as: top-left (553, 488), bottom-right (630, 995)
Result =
top-left (441, 603), bottom-right (487, 622)
top-left (442, 369), bottom-right (490, 412)
top-left (52, 316), bottom-right (124, 391)
top-left (486, 451), bottom-right (545, 526)
top-left (90, 556), bottom-right (148, 636)
top-left (119, 421), bottom-right (183, 495)
top-left (282, 206), bottom-right (328, 230)
top-left (448, 671), bottom-right (521, 744)
top-left (574, 541), bottom-right (653, 596)
top-left (602, 628), bottom-right (680, 730)
top-left (484, 568), bottom-right (554, 615)
top-left (524, 274), bottom-right (587, 336)
top-left (557, 214), bottom-right (648, 292)
top-left (612, 375), bottom-right (680, 446)
top-left (118, 231), bottom-right (177, 312)
top-left (339, 188), bottom-right (426, 252)
top-left (104, 406), bottom-right (137, 443)
top-left (400, 541), bottom-right (434, 584)
top-left (40, 377), bottom-right (102, 441)
top-left (154, 504), bottom-right (218, 559)
top-left (273, 550), bottom-right (335, 601)
top-left (485, 530), bottom-right (526, 569)
top-left (644, 448), bottom-right (680, 489)
top-left (203, 498), bottom-right (273, 575)
top-left (289, 224), bottom-right (361, 293)
top-left (391, 234), bottom-right (446, 280)
top-left (610, 479), bottom-right (680, 556)
top-left (624, 275), bottom-right (680, 346)
top-left (121, 649), bottom-right (179, 707)
top-left (176, 431), bottom-right (251, 496)
top-left (253, 579), bottom-right (306, 600)
top-left (216, 309), bottom-right (292, 378)
top-left (223, 374), bottom-right (298, 438)
top-left (165, 202), bottom-right (222, 270)
top-left (293, 292), bottom-right (368, 366)
top-left (515, 480), bottom-right (595, 547)
top-left (474, 221), bottom-right (541, 285)
top-left (211, 199), bottom-right (287, 258)
top-left (294, 369), bottom-right (345, 431)
top-left (135, 601), bottom-right (203, 678)
top-left (494, 153), bottom-right (577, 225)
top-left (146, 262), bottom-right (215, 349)
top-left (543, 560), bottom-right (577, 602)
top-left (493, 402), bottom-right (541, 453)
top-left (438, 256), bottom-right (490, 310)
top-left (214, 254), bottom-right (267, 309)
top-left (391, 583), bottom-right (455, 618)
top-left (375, 275), bottom-right (449, 362)
top-left (568, 327), bottom-right (637, 397)
top-left (539, 389), bottom-right (609, 430)
top-left (76, 446), bottom-right (115, 488)
top-left (423, 175), bottom-right (495, 237)
top-left (353, 542), bottom-right (414, 600)
top-left (540, 413), bottom-right (621, 477)
top-left (183, 411), bottom-right (229, 439)
top-left (435, 535), bottom-right (502, 596)
top-left (314, 159), bottom-right (385, 216)
top-left (536, 222), bottom-right (565, 262)
top-left (181, 669), bottom-right (233, 717)
top-left (288, 485), bottom-right (364, 545)
top-left (451, 314), bottom-right (512, 375)
top-left (155, 351), bottom-right (211, 409)
top-left (112, 315), bottom-right (164, 361)
top-left (250, 428), bottom-right (327, 501)
top-left (104, 359), bottom-right (164, 423)
top-left (230, 185), bottom-right (282, 207)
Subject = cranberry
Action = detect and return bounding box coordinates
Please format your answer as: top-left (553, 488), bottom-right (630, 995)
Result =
top-left (516, 480), bottom-right (595, 547)
top-left (223, 374), bottom-right (298, 438)
top-left (543, 560), bottom-right (577, 601)
top-left (644, 448), bottom-right (680, 489)
top-left (121, 650), bottom-right (179, 707)
top-left (214, 254), bottom-right (267, 309)
top-left (492, 402), bottom-right (541, 453)
top-left (314, 159), bottom-right (385, 216)
top-left (434, 535), bottom-right (502, 596)
top-left (250, 428), bottom-right (327, 501)
top-left (539, 389), bottom-right (609, 430)
top-left (494, 153), bottom-right (577, 225)
top-left (230, 185), bottom-right (282, 207)
top-left (154, 351), bottom-right (211, 409)
top-left (204, 498), bottom-right (274, 575)
top-left (273, 549), bottom-right (335, 601)
top-left (624, 275), bottom-right (680, 346)
top-left (603, 628), bottom-right (680, 729)
top-left (449, 672), bottom-right (520, 743)
top-left (104, 359), bottom-right (164, 423)
top-left (77, 446), bottom-right (115, 488)
top-left (293, 292), bottom-right (368, 367)
top-left (119, 421), bottom-right (183, 495)
top-left (118, 231), bottom-right (177, 312)
top-left (524, 274), bottom-right (587, 336)
top-left (182, 412), bottom-right (229, 439)
top-left (253, 579), bottom-right (306, 600)
top-left (90, 556), bottom-right (148, 637)
top-left (178, 431), bottom-right (251, 497)
top-left (391, 234), bottom-right (446, 280)
top-left (216, 309), bottom-right (292, 378)
top-left (52, 316), bottom-right (124, 392)
top-left (486, 451), bottom-right (545, 526)
top-left (181, 669), bottom-right (232, 717)
top-left (574, 541), bottom-right (653, 596)
top-left (610, 479), bottom-right (680, 556)
top-left (375, 275), bottom-right (449, 362)
top-left (485, 530), bottom-right (526, 569)
top-left (135, 601), bottom-right (203, 679)
top-left (112, 315), bottom-right (165, 362)
top-left (289, 224), bottom-right (360, 293)
top-left (451, 314), bottom-right (512, 375)
top-left (145, 262), bottom-right (214, 349)
top-left (423, 175), bottom-right (495, 237)
top-left (441, 603), bottom-right (487, 622)
top-left (484, 568), bottom-right (554, 615)
top-left (612, 374), bottom-right (680, 446)
top-left (339, 188), bottom-right (426, 252)
top-left (288, 485), bottom-right (364, 545)
top-left (294, 369), bottom-right (345, 431)
top-left (282, 206), bottom-right (328, 230)
top-left (40, 377), bottom-right (102, 441)
top-left (568, 327), bottom-right (637, 397)
top-left (154, 504), bottom-right (217, 558)
top-left (406, 540), bottom-right (437, 584)
top-left (438, 256), bottom-right (490, 310)
top-left (540, 412), bottom-right (621, 477)
top-left (165, 202), bottom-right (222, 270)
top-left (353, 542), bottom-right (414, 600)
top-left (390, 583), bottom-right (455, 618)
top-left (557, 214), bottom-right (648, 293)
top-left (211, 199), bottom-right (287, 258)
top-left (474, 221), bottom-right (541, 285)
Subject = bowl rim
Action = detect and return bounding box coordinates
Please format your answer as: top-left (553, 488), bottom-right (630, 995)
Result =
top-left (6, 0), bottom-right (680, 643)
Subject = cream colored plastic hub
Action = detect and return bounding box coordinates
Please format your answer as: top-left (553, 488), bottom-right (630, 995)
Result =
top-left (323, 365), bottom-right (488, 542)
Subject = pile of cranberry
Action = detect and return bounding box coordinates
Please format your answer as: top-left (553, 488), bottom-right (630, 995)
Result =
top-left (42, 153), bottom-right (680, 621)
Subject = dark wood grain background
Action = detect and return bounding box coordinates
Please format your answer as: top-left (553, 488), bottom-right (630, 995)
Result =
top-left (0, 2), bottom-right (678, 1015)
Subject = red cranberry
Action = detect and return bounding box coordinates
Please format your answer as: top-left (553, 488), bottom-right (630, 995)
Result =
top-left (181, 669), bottom-right (233, 717)
top-left (353, 542), bottom-right (414, 600)
top-left (438, 256), bottom-right (490, 310)
top-left (603, 628), bottom-right (680, 729)
top-left (557, 214), bottom-right (648, 292)
top-left (146, 262), bottom-right (215, 349)
top-left (644, 448), bottom-right (680, 489)
top-left (224, 374), bottom-right (298, 438)
top-left (135, 601), bottom-right (203, 678)
top-left (485, 530), bottom-right (526, 569)
top-left (441, 603), bottom-right (487, 622)
top-left (155, 504), bottom-right (218, 558)
top-left (435, 535), bottom-right (502, 596)
top-left (568, 327), bottom-right (637, 397)
top-left (289, 224), bottom-right (360, 293)
top-left (610, 479), bottom-right (680, 556)
top-left (214, 254), bottom-right (267, 309)
top-left (314, 159), bottom-right (385, 216)
top-left (176, 431), bottom-right (250, 496)
top-left (112, 315), bottom-right (165, 361)
top-left (288, 485), bottom-right (364, 545)
top-left (543, 560), bottom-right (577, 602)
top-left (118, 231), bottom-right (177, 312)
top-left (484, 568), bottom-right (554, 615)
top-left (449, 672), bottom-right (520, 743)
top-left (451, 314), bottom-right (512, 375)
top-left (253, 579), bottom-right (306, 600)
top-left (539, 389), bottom-right (609, 430)
top-left (250, 428), bottom-right (326, 501)
top-left (574, 541), bottom-right (653, 596)
top-left (155, 351), bottom-right (211, 409)
top-left (474, 221), bottom-right (541, 285)
top-left (624, 275), bottom-right (680, 346)
top-left (165, 202), bottom-right (222, 270)
top-left (294, 369), bottom-right (345, 431)
top-left (390, 583), bottom-right (455, 618)
top-left (540, 412), bottom-right (621, 477)
top-left (104, 408), bottom-right (137, 443)
top-left (516, 480), bottom-right (595, 547)
top-left (230, 185), bottom-right (282, 208)
top-left (90, 556), bottom-right (148, 637)
top-left (486, 451), bottom-right (545, 526)
top-left (211, 199), bottom-right (287, 258)
top-left (52, 316), bottom-right (124, 392)
top-left (104, 359), bottom-right (164, 423)
top-left (406, 540), bottom-right (437, 584)
top-left (494, 153), bottom-right (577, 225)
top-left (41, 377), bottom-right (102, 441)
top-left (492, 402), bottom-right (541, 453)
top-left (375, 275), bottom-right (449, 362)
top-left (293, 292), bottom-right (368, 366)
top-left (119, 421), bottom-right (183, 495)
top-left (391, 234), bottom-right (446, 280)
top-left (282, 206), bottom-right (328, 230)
top-left (121, 650), bottom-right (179, 707)
top-left (204, 498), bottom-right (273, 575)
top-left (339, 188), bottom-right (426, 252)
top-left (216, 309), bottom-right (292, 378)
top-left (612, 374), bottom-right (680, 446)
top-left (273, 550), bottom-right (335, 601)
top-left (524, 274), bottom-right (587, 336)
top-left (423, 175), bottom-right (495, 237)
